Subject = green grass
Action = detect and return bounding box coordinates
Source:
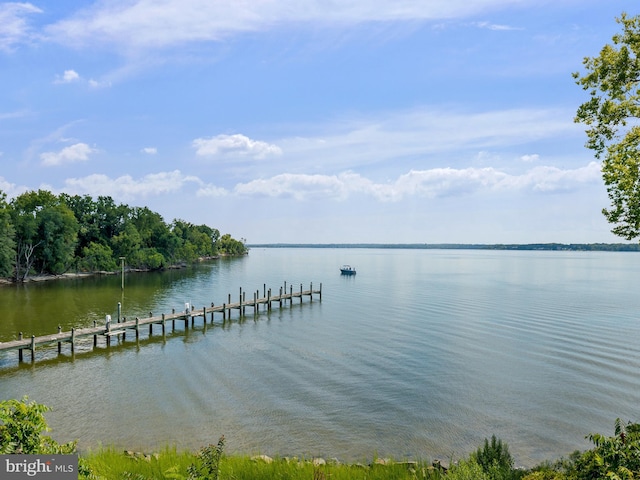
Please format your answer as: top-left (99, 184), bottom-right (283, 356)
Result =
top-left (80, 447), bottom-right (196, 479)
top-left (80, 448), bottom-right (446, 480)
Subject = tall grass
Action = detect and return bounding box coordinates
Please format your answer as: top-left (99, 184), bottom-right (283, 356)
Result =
top-left (80, 448), bottom-right (445, 480)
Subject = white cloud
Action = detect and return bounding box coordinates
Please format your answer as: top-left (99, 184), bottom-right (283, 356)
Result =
top-left (275, 107), bottom-right (580, 172)
top-left (0, 109), bottom-right (29, 121)
top-left (474, 21), bottom-right (521, 31)
top-left (88, 78), bottom-right (111, 89)
top-left (54, 69), bottom-right (80, 83)
top-left (233, 162), bottom-right (602, 201)
top-left (0, 2), bottom-right (42, 52)
top-left (142, 147), bottom-right (157, 155)
top-left (521, 154), bottom-right (539, 162)
top-left (40, 143), bottom-right (96, 166)
top-left (45, 0), bottom-right (536, 50)
top-left (193, 134), bottom-right (282, 159)
top-left (196, 185), bottom-right (228, 197)
top-left (0, 176), bottom-right (28, 198)
top-left (63, 170), bottom-right (201, 200)
top-left (52, 69), bottom-right (110, 88)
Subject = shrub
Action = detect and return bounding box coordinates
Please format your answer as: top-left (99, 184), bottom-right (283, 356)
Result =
top-left (447, 458), bottom-right (490, 480)
top-left (571, 419), bottom-right (640, 479)
top-left (0, 396), bottom-right (76, 454)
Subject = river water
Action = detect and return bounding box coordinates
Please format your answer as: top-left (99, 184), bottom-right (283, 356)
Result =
top-left (1, 248), bottom-right (639, 467)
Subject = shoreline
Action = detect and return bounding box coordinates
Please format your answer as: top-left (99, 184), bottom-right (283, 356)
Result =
top-left (0, 256), bottom-right (228, 287)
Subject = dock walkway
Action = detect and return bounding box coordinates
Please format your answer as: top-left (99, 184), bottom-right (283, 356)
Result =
top-left (0, 282), bottom-right (321, 364)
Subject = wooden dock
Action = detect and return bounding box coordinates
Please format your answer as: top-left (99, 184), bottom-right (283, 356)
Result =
top-left (0, 282), bottom-right (321, 365)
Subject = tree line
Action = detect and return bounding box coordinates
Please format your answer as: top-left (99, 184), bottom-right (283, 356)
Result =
top-left (0, 189), bottom-right (247, 282)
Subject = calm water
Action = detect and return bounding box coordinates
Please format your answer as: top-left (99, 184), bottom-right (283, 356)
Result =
top-left (1, 248), bottom-right (639, 467)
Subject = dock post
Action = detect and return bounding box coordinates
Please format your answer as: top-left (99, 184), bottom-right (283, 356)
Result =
top-left (320, 283), bottom-right (322, 301)
top-left (58, 325), bottom-right (62, 354)
top-left (203, 307), bottom-right (206, 326)
top-left (30, 335), bottom-right (36, 362)
top-left (290, 285), bottom-right (293, 304)
top-left (18, 332), bottom-right (23, 362)
top-left (172, 308), bottom-right (176, 330)
top-left (263, 283), bottom-right (266, 298)
top-left (310, 282), bottom-right (313, 301)
top-left (242, 291), bottom-right (246, 315)
top-left (279, 287), bottom-right (283, 308)
top-left (162, 313), bottom-right (166, 336)
top-left (254, 292), bottom-right (258, 314)
top-left (284, 281), bottom-right (287, 298)
top-left (106, 315), bottom-right (111, 347)
top-left (267, 289), bottom-right (271, 310)
top-left (117, 302), bottom-right (121, 322)
top-left (71, 328), bottom-right (75, 353)
top-left (300, 283), bottom-right (303, 303)
top-left (135, 317), bottom-right (140, 340)
top-left (223, 303), bottom-right (227, 322)
top-left (210, 303), bottom-right (215, 323)
top-left (93, 320), bottom-right (98, 347)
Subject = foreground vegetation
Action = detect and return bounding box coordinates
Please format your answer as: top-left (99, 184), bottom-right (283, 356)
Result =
top-left (1, 398), bottom-right (639, 479)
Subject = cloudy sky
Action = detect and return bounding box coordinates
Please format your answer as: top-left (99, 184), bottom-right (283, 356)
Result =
top-left (0, 0), bottom-right (636, 244)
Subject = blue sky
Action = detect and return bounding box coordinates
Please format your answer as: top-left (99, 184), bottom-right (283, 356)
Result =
top-left (0, 0), bottom-right (637, 244)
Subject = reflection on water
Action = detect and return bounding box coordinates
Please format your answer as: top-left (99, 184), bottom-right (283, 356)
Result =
top-left (1, 249), bottom-right (640, 468)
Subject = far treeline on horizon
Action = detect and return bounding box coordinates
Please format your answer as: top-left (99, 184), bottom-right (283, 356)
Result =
top-left (249, 243), bottom-right (640, 251)
top-left (0, 189), bottom-right (248, 282)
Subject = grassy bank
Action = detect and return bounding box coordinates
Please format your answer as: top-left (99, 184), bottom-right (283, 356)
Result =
top-left (81, 447), bottom-right (439, 480)
top-left (3, 397), bottom-right (640, 479)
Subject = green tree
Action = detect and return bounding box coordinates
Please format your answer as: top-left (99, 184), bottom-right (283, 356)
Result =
top-left (78, 242), bottom-right (118, 272)
top-left (0, 191), bottom-right (16, 277)
top-left (171, 220), bottom-right (220, 262)
top-left (37, 204), bottom-right (78, 274)
top-left (10, 190), bottom-right (57, 280)
top-left (571, 419), bottom-right (640, 480)
top-left (0, 397), bottom-right (75, 454)
top-left (217, 233), bottom-right (248, 255)
top-left (111, 223), bottom-right (143, 262)
top-left (574, 13), bottom-right (640, 240)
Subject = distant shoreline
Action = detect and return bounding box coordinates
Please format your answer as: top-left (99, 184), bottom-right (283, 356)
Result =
top-left (248, 243), bottom-right (640, 251)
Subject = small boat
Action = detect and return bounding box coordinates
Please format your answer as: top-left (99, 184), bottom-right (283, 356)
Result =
top-left (340, 265), bottom-right (356, 275)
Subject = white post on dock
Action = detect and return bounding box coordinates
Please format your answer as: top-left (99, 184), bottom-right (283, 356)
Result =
top-left (105, 314), bottom-right (112, 347)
